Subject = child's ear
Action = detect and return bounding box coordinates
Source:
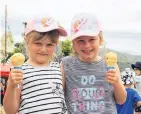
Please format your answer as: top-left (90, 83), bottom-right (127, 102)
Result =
top-left (24, 36), bottom-right (27, 40)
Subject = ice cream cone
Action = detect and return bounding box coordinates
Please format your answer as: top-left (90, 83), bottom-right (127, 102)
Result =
top-left (104, 52), bottom-right (117, 71)
top-left (10, 53), bottom-right (25, 88)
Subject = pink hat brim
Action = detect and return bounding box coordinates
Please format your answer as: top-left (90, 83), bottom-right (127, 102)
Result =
top-left (25, 26), bottom-right (67, 36)
top-left (71, 30), bottom-right (100, 41)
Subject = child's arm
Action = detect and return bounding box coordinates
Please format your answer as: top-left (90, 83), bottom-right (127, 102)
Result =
top-left (3, 69), bottom-right (23, 114)
top-left (135, 101), bottom-right (141, 113)
top-left (137, 101), bottom-right (141, 107)
top-left (106, 65), bottom-right (127, 104)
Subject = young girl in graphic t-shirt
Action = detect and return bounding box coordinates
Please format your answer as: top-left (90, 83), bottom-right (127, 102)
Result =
top-left (61, 13), bottom-right (126, 114)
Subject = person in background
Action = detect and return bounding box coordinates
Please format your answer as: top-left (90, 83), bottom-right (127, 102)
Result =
top-left (3, 14), bottom-right (68, 114)
top-left (0, 78), bottom-right (5, 105)
top-left (131, 62), bottom-right (141, 113)
top-left (61, 13), bottom-right (126, 114)
top-left (131, 62), bottom-right (141, 96)
top-left (116, 68), bottom-right (141, 114)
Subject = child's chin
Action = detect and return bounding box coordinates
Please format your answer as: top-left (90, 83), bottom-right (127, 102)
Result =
top-left (37, 60), bottom-right (48, 64)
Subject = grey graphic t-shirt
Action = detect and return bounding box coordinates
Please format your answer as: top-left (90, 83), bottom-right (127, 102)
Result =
top-left (62, 56), bottom-right (117, 114)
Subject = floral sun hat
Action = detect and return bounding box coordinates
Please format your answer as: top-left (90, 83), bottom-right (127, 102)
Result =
top-left (24, 14), bottom-right (67, 36)
top-left (71, 13), bottom-right (102, 41)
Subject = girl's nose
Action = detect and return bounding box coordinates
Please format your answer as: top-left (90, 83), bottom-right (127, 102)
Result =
top-left (40, 45), bottom-right (47, 52)
top-left (84, 41), bottom-right (91, 47)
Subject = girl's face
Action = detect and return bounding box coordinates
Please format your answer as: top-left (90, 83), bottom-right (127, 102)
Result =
top-left (73, 35), bottom-right (102, 62)
top-left (134, 68), bottom-right (141, 76)
top-left (27, 36), bottom-right (57, 66)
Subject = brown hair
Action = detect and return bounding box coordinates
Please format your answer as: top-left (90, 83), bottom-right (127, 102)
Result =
top-left (25, 30), bottom-right (59, 44)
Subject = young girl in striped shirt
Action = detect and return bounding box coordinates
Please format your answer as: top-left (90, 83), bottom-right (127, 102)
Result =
top-left (3, 14), bottom-right (68, 114)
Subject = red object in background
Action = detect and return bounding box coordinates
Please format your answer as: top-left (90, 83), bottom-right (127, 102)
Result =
top-left (0, 63), bottom-right (12, 77)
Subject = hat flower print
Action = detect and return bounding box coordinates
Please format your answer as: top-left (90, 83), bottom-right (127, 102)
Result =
top-left (121, 68), bottom-right (135, 85)
top-left (73, 18), bottom-right (87, 33)
top-left (41, 17), bottom-right (52, 27)
top-left (34, 17), bottom-right (54, 28)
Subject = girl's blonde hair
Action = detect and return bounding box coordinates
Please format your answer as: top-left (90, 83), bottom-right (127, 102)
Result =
top-left (71, 31), bottom-right (104, 56)
top-left (24, 30), bottom-right (59, 61)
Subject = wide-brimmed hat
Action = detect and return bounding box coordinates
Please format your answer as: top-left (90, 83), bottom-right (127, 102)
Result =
top-left (71, 13), bottom-right (102, 41)
top-left (131, 62), bottom-right (141, 70)
top-left (24, 14), bottom-right (67, 36)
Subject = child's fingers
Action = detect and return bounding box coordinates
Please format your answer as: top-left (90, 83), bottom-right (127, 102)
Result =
top-left (10, 73), bottom-right (23, 80)
top-left (106, 78), bottom-right (117, 84)
top-left (106, 72), bottom-right (116, 78)
top-left (107, 69), bottom-right (116, 73)
top-left (10, 78), bottom-right (23, 86)
top-left (11, 71), bottom-right (23, 76)
top-left (106, 72), bottom-right (118, 84)
top-left (106, 69), bottom-right (117, 76)
top-left (12, 80), bottom-right (22, 85)
top-left (11, 68), bottom-right (23, 72)
top-left (106, 76), bottom-right (117, 82)
top-left (9, 71), bottom-right (23, 85)
top-left (11, 77), bottom-right (23, 82)
top-left (106, 79), bottom-right (113, 84)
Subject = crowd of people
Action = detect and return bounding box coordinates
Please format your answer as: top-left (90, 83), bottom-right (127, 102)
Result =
top-left (0, 13), bottom-right (141, 114)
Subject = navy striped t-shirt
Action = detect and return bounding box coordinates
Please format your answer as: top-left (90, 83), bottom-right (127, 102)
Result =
top-left (18, 62), bottom-right (67, 114)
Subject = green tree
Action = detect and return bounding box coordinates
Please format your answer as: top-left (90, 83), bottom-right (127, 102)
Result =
top-left (0, 32), bottom-right (14, 63)
top-left (61, 39), bottom-right (72, 56)
top-left (14, 42), bottom-right (25, 53)
top-left (1, 52), bottom-right (13, 63)
top-left (0, 32), bottom-right (14, 53)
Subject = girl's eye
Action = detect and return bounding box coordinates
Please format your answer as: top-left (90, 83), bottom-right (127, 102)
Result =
top-left (89, 39), bottom-right (95, 42)
top-left (78, 40), bottom-right (84, 43)
top-left (47, 44), bottom-right (54, 47)
top-left (35, 42), bottom-right (42, 45)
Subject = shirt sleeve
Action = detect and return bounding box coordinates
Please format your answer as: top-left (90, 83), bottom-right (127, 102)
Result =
top-left (133, 90), bottom-right (141, 103)
top-left (134, 76), bottom-right (141, 83)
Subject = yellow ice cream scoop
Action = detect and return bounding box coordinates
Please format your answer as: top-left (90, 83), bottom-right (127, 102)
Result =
top-left (10, 53), bottom-right (25, 88)
top-left (104, 52), bottom-right (117, 70)
top-left (11, 53), bottom-right (25, 66)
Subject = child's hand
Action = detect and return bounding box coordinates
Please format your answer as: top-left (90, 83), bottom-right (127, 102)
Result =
top-left (8, 69), bottom-right (23, 88)
top-left (106, 68), bottom-right (120, 85)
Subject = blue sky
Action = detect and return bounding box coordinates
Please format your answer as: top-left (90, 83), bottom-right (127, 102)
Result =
top-left (0, 0), bottom-right (141, 55)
